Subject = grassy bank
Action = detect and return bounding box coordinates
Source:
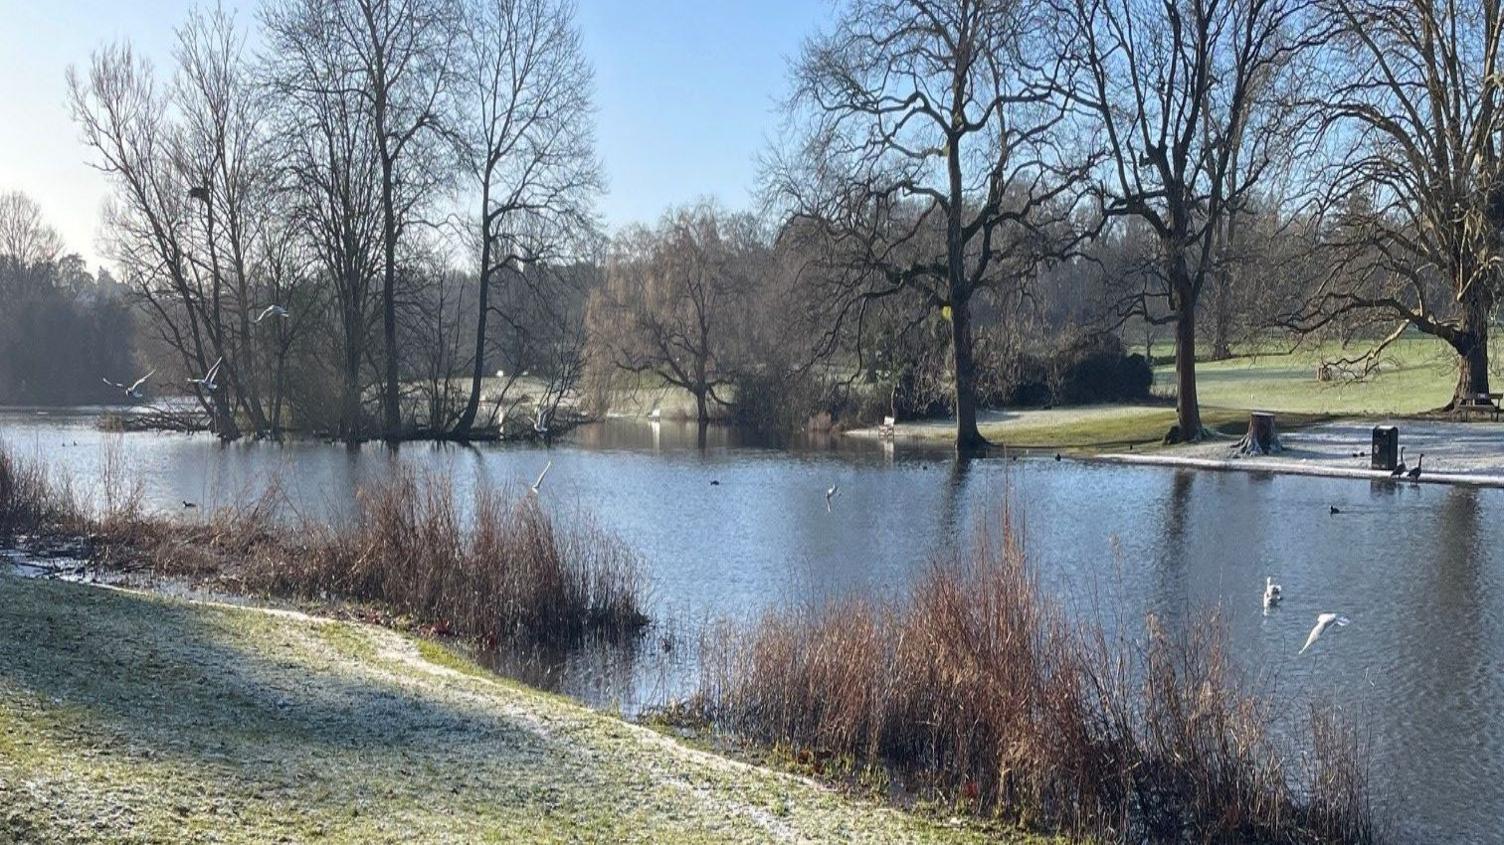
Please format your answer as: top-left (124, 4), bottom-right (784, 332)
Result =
top-left (0, 575), bottom-right (998, 844)
top-left (869, 337), bottom-right (1465, 450)
top-left (1161, 337), bottom-right (1460, 416)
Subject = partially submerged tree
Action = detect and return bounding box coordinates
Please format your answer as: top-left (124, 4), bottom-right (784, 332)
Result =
top-left (68, 41), bottom-right (244, 437)
top-left (768, 0), bottom-right (1090, 454)
top-left (587, 203), bottom-right (759, 427)
top-left (264, 0), bottom-right (387, 442)
top-left (1059, 0), bottom-right (1320, 441)
top-left (452, 0), bottom-right (601, 437)
top-left (1283, 0), bottom-right (1504, 407)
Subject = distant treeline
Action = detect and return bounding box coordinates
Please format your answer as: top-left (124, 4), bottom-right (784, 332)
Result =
top-left (0, 192), bottom-right (133, 406)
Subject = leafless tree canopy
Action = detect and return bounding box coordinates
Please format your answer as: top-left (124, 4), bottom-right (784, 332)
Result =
top-left (1056, 0), bottom-right (1322, 439)
top-left (47, 0), bottom-right (1504, 443)
top-left (765, 0), bottom-right (1094, 452)
top-left (1283, 0), bottom-right (1504, 405)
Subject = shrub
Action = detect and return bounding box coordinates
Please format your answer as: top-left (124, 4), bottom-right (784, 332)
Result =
top-left (695, 510), bottom-right (1374, 843)
top-left (0, 449), bottom-right (78, 540)
top-left (235, 473), bottom-right (648, 646)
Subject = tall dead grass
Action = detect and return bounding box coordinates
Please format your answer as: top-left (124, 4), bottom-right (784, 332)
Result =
top-left (697, 511), bottom-right (1375, 843)
top-left (0, 449), bottom-right (80, 540)
top-left (246, 472), bottom-right (647, 645)
top-left (0, 444), bottom-right (647, 648)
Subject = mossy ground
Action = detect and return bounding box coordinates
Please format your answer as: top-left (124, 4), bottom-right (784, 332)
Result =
top-left (0, 574), bottom-right (996, 844)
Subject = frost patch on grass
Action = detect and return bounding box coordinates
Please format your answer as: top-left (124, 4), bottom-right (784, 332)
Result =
top-left (0, 575), bottom-right (994, 843)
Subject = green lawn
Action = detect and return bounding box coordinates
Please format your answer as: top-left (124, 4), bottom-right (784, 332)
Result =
top-left (901, 336), bottom-right (1471, 451)
top-left (1157, 336), bottom-right (1464, 416)
top-left (0, 575), bottom-right (1003, 844)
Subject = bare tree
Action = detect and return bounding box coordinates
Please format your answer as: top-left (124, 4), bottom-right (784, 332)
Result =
top-left (452, 0), bottom-right (601, 437)
top-left (68, 43), bottom-right (242, 437)
top-left (264, 0), bottom-right (387, 442)
top-left (1282, 0), bottom-right (1504, 407)
top-left (348, 0), bottom-right (458, 438)
top-left (1060, 0), bottom-right (1321, 440)
top-left (768, 0), bottom-right (1089, 454)
top-left (0, 191), bottom-right (65, 272)
top-left (587, 203), bottom-right (757, 427)
top-left (174, 5), bottom-right (276, 433)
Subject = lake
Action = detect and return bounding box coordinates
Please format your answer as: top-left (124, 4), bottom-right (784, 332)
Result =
top-left (2, 407), bottom-right (1500, 843)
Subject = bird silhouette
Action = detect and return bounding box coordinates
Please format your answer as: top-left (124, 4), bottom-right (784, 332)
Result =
top-left (1388, 446), bottom-right (1408, 477)
top-left (1406, 454), bottom-right (1424, 481)
top-left (825, 484), bottom-right (839, 512)
top-left (1329, 505), bottom-right (1341, 515)
top-left (188, 357), bottom-right (224, 392)
top-left (253, 305), bottom-right (290, 323)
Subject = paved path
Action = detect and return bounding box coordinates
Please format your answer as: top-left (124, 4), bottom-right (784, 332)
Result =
top-left (1110, 419), bottom-right (1504, 487)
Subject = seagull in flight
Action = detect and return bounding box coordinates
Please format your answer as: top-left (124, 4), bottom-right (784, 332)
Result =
top-left (534, 406), bottom-right (550, 436)
top-left (102, 369), bottom-right (155, 400)
top-left (825, 484), bottom-right (839, 512)
top-left (253, 304), bottom-right (289, 323)
top-left (189, 357), bottom-right (224, 392)
top-left (1299, 613), bottom-right (1351, 654)
top-left (530, 461), bottom-right (552, 494)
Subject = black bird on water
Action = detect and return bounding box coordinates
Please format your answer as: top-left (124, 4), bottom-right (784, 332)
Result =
top-left (1330, 505), bottom-right (1341, 515)
top-left (182, 500), bottom-right (197, 509)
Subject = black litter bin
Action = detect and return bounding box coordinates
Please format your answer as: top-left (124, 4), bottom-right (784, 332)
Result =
top-left (1371, 426), bottom-right (1399, 470)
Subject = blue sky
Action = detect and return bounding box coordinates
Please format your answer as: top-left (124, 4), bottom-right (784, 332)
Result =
top-left (0, 0), bottom-right (831, 268)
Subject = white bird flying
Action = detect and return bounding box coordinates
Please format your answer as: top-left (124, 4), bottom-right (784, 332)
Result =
top-left (188, 357), bottom-right (224, 392)
top-left (102, 369), bottom-right (155, 400)
top-left (534, 406), bottom-right (550, 435)
top-left (1299, 613), bottom-right (1351, 655)
top-left (825, 484), bottom-right (839, 512)
top-left (253, 304), bottom-right (289, 323)
top-left (1262, 576), bottom-right (1282, 609)
top-left (530, 460), bottom-right (552, 494)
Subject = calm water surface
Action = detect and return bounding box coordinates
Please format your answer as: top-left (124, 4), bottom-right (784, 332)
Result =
top-left (2, 407), bottom-right (1501, 843)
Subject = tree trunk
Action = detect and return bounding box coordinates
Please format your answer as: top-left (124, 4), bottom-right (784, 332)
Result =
top-left (694, 388), bottom-right (709, 426)
top-left (1169, 292), bottom-right (1203, 443)
top-left (455, 224), bottom-right (494, 436)
top-left (381, 179), bottom-right (400, 440)
top-left (1450, 286), bottom-right (1493, 406)
top-left (1211, 276), bottom-right (1233, 360)
top-left (949, 296), bottom-right (987, 455)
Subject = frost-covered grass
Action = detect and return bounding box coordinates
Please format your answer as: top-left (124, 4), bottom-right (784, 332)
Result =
top-left (0, 574), bottom-right (997, 843)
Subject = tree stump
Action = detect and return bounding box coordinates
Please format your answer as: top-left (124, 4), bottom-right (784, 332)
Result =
top-left (1233, 411), bottom-right (1281, 456)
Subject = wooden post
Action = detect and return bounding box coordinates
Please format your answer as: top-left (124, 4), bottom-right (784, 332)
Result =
top-left (1234, 411), bottom-right (1281, 456)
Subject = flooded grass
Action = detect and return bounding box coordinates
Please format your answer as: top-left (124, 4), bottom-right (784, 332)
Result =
top-left (694, 510), bottom-right (1377, 844)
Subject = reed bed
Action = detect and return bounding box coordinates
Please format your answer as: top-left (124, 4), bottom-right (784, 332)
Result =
top-left (0, 448), bottom-right (79, 540)
top-left (0, 445), bottom-right (647, 648)
top-left (696, 512), bottom-right (1375, 844)
top-left (246, 473), bottom-right (647, 645)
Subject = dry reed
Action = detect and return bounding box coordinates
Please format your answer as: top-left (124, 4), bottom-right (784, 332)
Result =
top-left (696, 510), bottom-right (1375, 843)
top-left (0, 444), bottom-right (647, 649)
